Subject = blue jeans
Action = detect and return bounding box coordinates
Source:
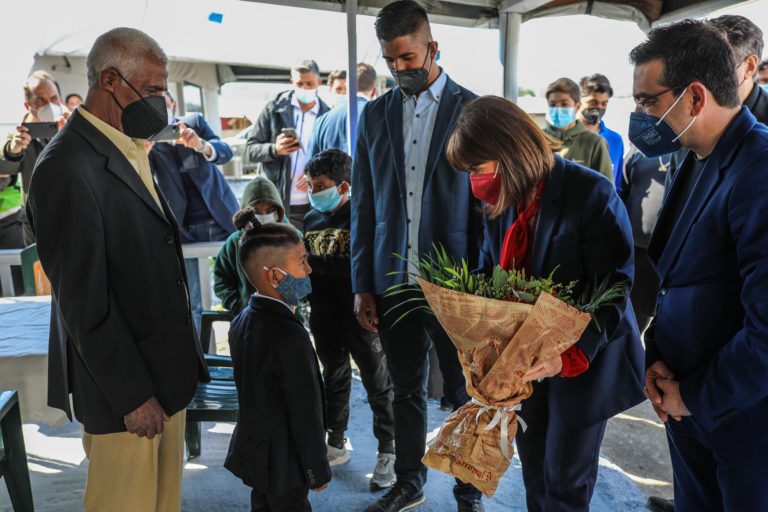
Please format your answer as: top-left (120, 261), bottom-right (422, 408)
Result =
top-left (184, 221), bottom-right (231, 331)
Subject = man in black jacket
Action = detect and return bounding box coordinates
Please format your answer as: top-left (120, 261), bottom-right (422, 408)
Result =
top-left (245, 59), bottom-right (331, 230)
top-left (710, 15), bottom-right (768, 125)
top-left (1, 70), bottom-right (70, 245)
top-left (27, 27), bottom-right (208, 512)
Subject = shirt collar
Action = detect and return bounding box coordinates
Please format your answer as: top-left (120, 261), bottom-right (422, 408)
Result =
top-left (78, 106), bottom-right (145, 159)
top-left (291, 93), bottom-right (320, 115)
top-left (253, 292), bottom-right (293, 312)
top-left (403, 68), bottom-right (447, 104)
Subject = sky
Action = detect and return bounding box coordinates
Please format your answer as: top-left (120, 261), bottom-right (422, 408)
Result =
top-left (1, 0), bottom-right (767, 135)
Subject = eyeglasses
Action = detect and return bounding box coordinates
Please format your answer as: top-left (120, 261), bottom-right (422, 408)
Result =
top-left (633, 88), bottom-right (675, 110)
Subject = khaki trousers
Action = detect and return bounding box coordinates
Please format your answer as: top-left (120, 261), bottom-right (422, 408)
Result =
top-left (82, 410), bottom-right (186, 512)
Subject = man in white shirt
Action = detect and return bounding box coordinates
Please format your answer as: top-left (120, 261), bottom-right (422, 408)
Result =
top-left (246, 59), bottom-right (331, 230)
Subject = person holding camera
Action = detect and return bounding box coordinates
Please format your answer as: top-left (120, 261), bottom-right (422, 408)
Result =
top-left (1, 70), bottom-right (70, 245)
top-left (245, 59), bottom-right (331, 231)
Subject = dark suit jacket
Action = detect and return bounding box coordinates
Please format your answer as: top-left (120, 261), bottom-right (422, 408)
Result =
top-left (245, 91), bottom-right (331, 216)
top-left (478, 155), bottom-right (645, 428)
top-left (350, 76), bottom-right (480, 295)
top-left (26, 109), bottom-right (209, 434)
top-left (149, 113), bottom-right (238, 241)
top-left (646, 107), bottom-right (768, 432)
top-left (225, 295), bottom-right (330, 494)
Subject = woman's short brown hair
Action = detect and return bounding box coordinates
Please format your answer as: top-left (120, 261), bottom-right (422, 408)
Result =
top-left (447, 95), bottom-right (560, 218)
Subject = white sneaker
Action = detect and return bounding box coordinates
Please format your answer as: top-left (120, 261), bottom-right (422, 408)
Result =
top-left (370, 452), bottom-right (396, 490)
top-left (327, 443), bottom-right (350, 466)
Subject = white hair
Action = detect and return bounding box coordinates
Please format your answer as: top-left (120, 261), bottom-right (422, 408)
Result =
top-left (86, 27), bottom-right (167, 89)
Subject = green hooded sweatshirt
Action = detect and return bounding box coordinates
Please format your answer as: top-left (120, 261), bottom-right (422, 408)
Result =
top-left (213, 176), bottom-right (288, 314)
top-left (545, 121), bottom-right (614, 182)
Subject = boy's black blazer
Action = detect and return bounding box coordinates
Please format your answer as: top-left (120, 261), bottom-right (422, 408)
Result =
top-left (225, 295), bottom-right (331, 494)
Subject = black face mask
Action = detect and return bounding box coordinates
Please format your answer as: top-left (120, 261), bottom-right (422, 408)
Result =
top-left (582, 107), bottom-right (606, 126)
top-left (392, 44), bottom-right (434, 97)
top-left (110, 69), bottom-right (168, 139)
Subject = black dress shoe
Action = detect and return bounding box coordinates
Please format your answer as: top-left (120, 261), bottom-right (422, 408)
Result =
top-left (457, 499), bottom-right (484, 512)
top-left (364, 484), bottom-right (426, 512)
top-left (648, 496), bottom-right (675, 512)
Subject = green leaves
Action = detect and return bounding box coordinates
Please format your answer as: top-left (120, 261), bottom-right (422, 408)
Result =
top-left (383, 243), bottom-right (627, 329)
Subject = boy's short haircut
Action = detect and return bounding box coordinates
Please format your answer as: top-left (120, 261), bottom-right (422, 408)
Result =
top-left (546, 78), bottom-right (580, 103)
top-left (232, 208), bottom-right (302, 268)
top-left (305, 149), bottom-right (352, 185)
top-left (579, 74), bottom-right (614, 98)
top-left (375, 0), bottom-right (430, 42)
top-left (760, 59), bottom-right (768, 72)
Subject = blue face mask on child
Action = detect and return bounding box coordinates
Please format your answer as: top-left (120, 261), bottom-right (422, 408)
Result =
top-left (264, 266), bottom-right (312, 305)
top-left (548, 107), bottom-right (577, 129)
top-left (308, 186), bottom-right (343, 212)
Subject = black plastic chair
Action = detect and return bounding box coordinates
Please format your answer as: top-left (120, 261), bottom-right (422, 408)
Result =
top-left (185, 310), bottom-right (237, 459)
top-left (0, 391), bottom-right (34, 511)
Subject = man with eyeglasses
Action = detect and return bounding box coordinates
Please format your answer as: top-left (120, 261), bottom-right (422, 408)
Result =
top-left (631, 19), bottom-right (768, 512)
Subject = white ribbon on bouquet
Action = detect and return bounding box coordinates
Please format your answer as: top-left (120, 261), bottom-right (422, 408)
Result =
top-left (472, 399), bottom-right (528, 460)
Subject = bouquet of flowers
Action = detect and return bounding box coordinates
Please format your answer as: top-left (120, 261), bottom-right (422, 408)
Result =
top-left (386, 246), bottom-right (625, 496)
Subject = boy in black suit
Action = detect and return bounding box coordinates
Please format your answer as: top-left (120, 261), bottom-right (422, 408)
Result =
top-left (224, 212), bottom-right (330, 511)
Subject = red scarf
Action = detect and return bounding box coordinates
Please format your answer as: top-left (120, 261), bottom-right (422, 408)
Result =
top-left (499, 180), bottom-right (547, 271)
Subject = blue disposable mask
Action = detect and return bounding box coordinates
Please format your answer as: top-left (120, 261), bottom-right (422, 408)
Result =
top-left (548, 107), bottom-right (577, 129)
top-left (295, 87), bottom-right (318, 105)
top-left (761, 83), bottom-right (768, 94)
top-left (264, 266), bottom-right (312, 305)
top-left (628, 86), bottom-right (696, 158)
top-left (308, 186), bottom-right (343, 212)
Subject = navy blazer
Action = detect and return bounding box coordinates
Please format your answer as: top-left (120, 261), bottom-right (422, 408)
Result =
top-left (307, 96), bottom-right (368, 158)
top-left (225, 295), bottom-right (330, 494)
top-left (351, 76), bottom-right (480, 295)
top-left (646, 107), bottom-right (768, 432)
top-left (479, 156), bottom-right (645, 428)
top-left (150, 113), bottom-right (238, 241)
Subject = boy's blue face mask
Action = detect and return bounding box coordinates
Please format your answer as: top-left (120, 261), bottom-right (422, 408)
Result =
top-left (263, 267), bottom-right (312, 305)
top-left (308, 185), bottom-right (343, 212)
top-left (548, 107), bottom-right (577, 129)
top-left (628, 86), bottom-right (696, 158)
top-left (760, 83), bottom-right (768, 94)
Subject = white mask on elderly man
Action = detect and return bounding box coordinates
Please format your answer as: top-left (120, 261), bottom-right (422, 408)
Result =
top-left (35, 102), bottom-right (63, 122)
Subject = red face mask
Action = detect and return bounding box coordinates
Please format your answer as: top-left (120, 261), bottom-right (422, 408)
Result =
top-left (469, 166), bottom-right (502, 205)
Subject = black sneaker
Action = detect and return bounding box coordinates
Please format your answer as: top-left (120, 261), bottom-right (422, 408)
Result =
top-left (648, 496), bottom-right (674, 512)
top-left (457, 499), bottom-right (484, 512)
top-left (365, 484), bottom-right (426, 512)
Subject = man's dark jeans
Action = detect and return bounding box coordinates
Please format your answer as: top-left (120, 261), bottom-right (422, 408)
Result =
top-left (376, 288), bottom-right (482, 501)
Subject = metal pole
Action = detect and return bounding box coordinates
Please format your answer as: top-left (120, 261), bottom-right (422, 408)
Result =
top-left (500, 12), bottom-right (521, 102)
top-left (346, 0), bottom-right (359, 157)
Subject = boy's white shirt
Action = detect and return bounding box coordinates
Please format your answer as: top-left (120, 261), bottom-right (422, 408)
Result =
top-left (253, 292), bottom-right (293, 312)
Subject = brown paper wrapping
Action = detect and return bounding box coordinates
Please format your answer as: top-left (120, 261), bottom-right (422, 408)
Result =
top-left (417, 278), bottom-right (591, 496)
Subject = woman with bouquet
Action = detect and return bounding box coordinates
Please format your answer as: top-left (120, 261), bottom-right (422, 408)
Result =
top-left (446, 96), bottom-right (644, 511)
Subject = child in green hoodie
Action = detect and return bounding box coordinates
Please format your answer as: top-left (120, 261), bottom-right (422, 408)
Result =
top-left (213, 176), bottom-right (294, 314)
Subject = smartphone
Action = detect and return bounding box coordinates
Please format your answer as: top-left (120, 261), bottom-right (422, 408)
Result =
top-left (149, 124), bottom-right (181, 142)
top-left (22, 122), bottom-right (58, 140)
top-left (280, 128), bottom-right (298, 140)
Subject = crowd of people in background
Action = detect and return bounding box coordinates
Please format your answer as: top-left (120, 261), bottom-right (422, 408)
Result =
top-left (2, 1), bottom-right (768, 512)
